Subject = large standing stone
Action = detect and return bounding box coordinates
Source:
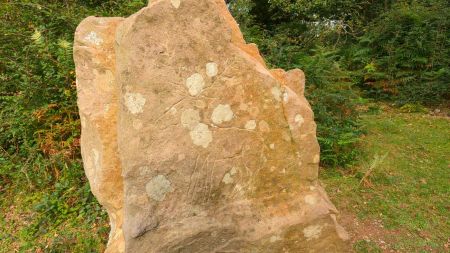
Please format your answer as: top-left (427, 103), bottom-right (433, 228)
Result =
top-left (74, 0), bottom-right (350, 252)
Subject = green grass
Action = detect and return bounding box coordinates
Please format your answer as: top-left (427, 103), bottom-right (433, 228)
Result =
top-left (322, 107), bottom-right (450, 252)
top-left (0, 160), bottom-right (109, 252)
top-left (0, 189), bottom-right (109, 252)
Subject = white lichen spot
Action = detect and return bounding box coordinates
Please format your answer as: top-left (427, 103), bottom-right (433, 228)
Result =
top-left (303, 225), bottom-right (323, 241)
top-left (259, 120), bottom-right (270, 132)
top-left (222, 173), bottom-right (234, 185)
top-left (186, 73), bottom-right (205, 96)
top-left (169, 107), bottom-right (178, 115)
top-left (181, 109), bottom-right (200, 130)
top-left (304, 194), bottom-right (317, 205)
top-left (270, 143), bottom-right (275, 150)
top-left (222, 167), bottom-right (238, 185)
top-left (170, 0), bottom-right (181, 8)
top-left (245, 120), bottom-right (257, 130)
top-left (211, 104), bottom-right (234, 125)
top-left (270, 235), bottom-right (282, 243)
top-left (132, 119), bottom-right (143, 130)
top-left (309, 186), bottom-right (316, 191)
top-left (103, 104), bottom-right (110, 114)
top-left (271, 86), bottom-right (282, 101)
top-left (189, 123), bottom-right (212, 148)
top-left (124, 92), bottom-right (146, 114)
top-left (294, 114), bottom-right (305, 127)
top-left (283, 91), bottom-right (289, 103)
top-left (313, 154), bottom-right (320, 164)
top-left (206, 62), bottom-right (218, 77)
top-left (84, 31), bottom-right (103, 46)
top-left (146, 175), bottom-right (174, 202)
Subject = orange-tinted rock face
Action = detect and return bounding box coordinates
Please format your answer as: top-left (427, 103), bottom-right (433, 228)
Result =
top-left (74, 17), bottom-right (125, 252)
top-left (74, 0), bottom-right (350, 252)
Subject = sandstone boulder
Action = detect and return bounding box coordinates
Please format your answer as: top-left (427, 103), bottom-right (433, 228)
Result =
top-left (74, 0), bottom-right (350, 252)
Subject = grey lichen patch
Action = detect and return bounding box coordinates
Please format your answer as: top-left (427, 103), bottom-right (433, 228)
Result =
top-left (270, 235), bottom-right (282, 243)
top-left (211, 104), bottom-right (234, 125)
top-left (244, 120), bottom-right (257, 130)
top-left (282, 91), bottom-right (289, 103)
top-left (181, 109), bottom-right (200, 130)
top-left (303, 224), bottom-right (323, 241)
top-left (304, 194), bottom-right (317, 205)
top-left (84, 31), bottom-right (103, 46)
top-left (189, 123), bottom-right (213, 148)
top-left (103, 104), bottom-right (110, 114)
top-left (146, 175), bottom-right (174, 202)
top-left (271, 86), bottom-right (282, 102)
top-left (169, 107), bottom-right (178, 115)
top-left (206, 62), bottom-right (218, 77)
top-left (222, 167), bottom-right (238, 185)
top-left (186, 73), bottom-right (205, 96)
top-left (124, 92), bottom-right (146, 114)
top-left (294, 114), bottom-right (305, 127)
top-left (222, 173), bottom-right (233, 185)
top-left (170, 0), bottom-right (181, 8)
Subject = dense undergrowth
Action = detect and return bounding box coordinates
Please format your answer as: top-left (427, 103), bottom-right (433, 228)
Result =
top-left (0, 0), bottom-right (448, 251)
top-left (0, 1), bottom-right (148, 251)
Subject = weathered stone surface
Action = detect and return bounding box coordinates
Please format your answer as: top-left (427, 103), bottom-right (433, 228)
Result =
top-left (74, 17), bottom-right (125, 253)
top-left (74, 0), bottom-right (350, 252)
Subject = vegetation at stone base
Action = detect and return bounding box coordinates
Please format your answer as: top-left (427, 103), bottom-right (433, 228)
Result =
top-left (322, 106), bottom-right (450, 252)
top-left (0, 1), bottom-right (148, 251)
top-left (0, 0), bottom-right (448, 251)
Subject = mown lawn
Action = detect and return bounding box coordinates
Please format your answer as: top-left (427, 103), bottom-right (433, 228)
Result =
top-left (322, 107), bottom-right (450, 252)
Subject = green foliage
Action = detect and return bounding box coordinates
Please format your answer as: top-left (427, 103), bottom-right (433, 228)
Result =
top-left (295, 48), bottom-right (362, 167)
top-left (353, 240), bottom-right (382, 253)
top-left (0, 0), bottom-right (147, 251)
top-left (230, 2), bottom-right (363, 167)
top-left (399, 103), bottom-right (428, 113)
top-left (352, 1), bottom-right (450, 105)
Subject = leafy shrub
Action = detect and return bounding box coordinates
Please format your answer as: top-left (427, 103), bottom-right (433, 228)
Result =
top-left (230, 2), bottom-right (363, 167)
top-left (353, 1), bottom-right (450, 105)
top-left (0, 1), bottom-right (146, 250)
top-left (296, 48), bottom-right (362, 167)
